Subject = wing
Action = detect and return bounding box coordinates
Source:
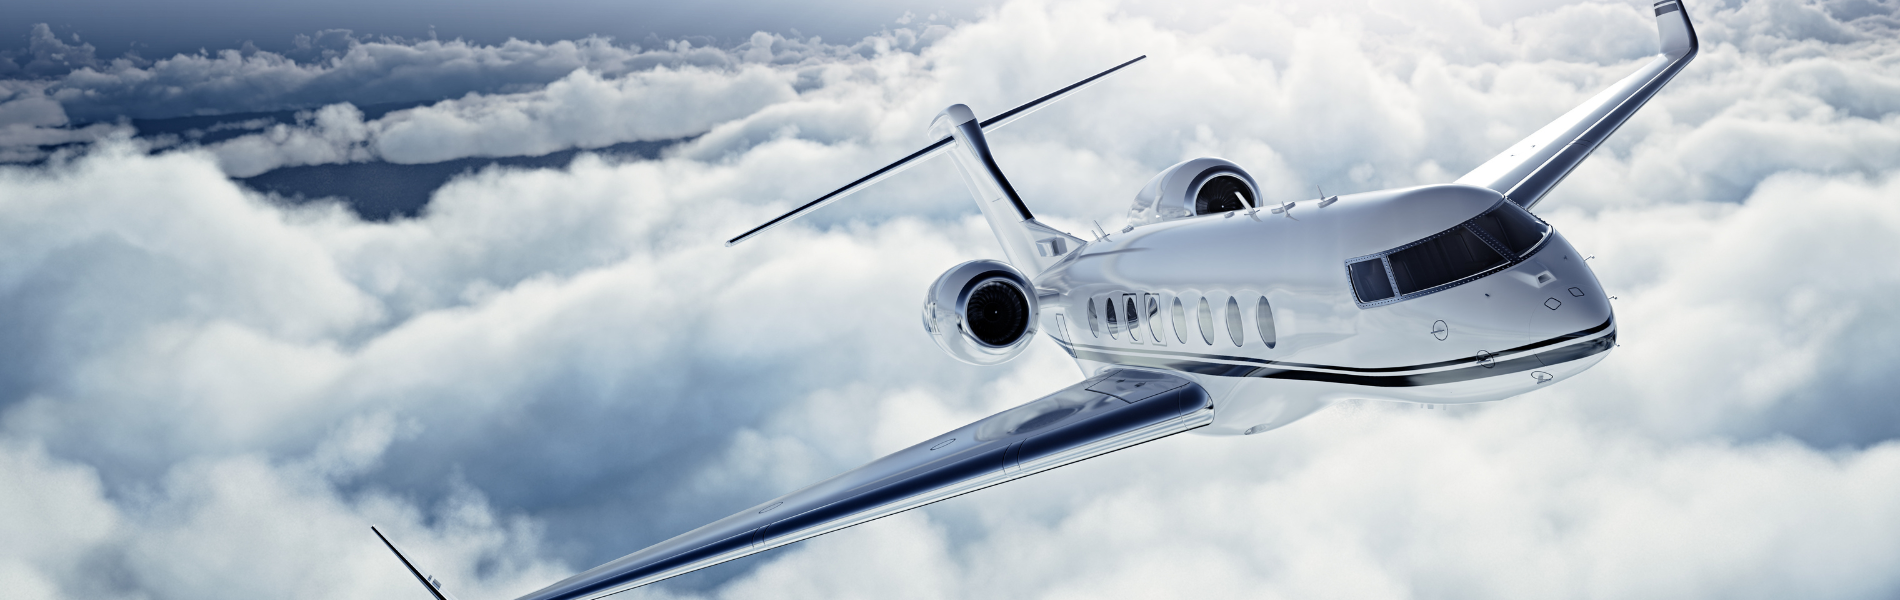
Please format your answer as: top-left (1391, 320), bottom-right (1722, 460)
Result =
top-left (1455, 0), bottom-right (1698, 210)
top-left (515, 369), bottom-right (1211, 600)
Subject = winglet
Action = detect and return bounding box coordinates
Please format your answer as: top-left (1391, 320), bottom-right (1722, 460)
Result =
top-left (372, 526), bottom-right (459, 600)
top-left (1453, 0), bottom-right (1698, 209)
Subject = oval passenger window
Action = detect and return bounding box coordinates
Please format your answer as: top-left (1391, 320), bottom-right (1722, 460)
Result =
top-left (1087, 299), bottom-right (1100, 337)
top-left (1105, 298), bottom-right (1120, 339)
top-left (1225, 296), bottom-right (1244, 347)
top-left (1196, 297), bottom-right (1215, 345)
top-left (1171, 298), bottom-right (1189, 344)
top-left (1256, 297), bottom-right (1277, 349)
top-left (1146, 296), bottom-right (1164, 344)
top-left (1124, 297), bottom-right (1141, 342)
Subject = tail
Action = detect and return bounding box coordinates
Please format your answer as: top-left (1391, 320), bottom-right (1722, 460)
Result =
top-left (928, 104), bottom-right (1086, 277)
top-left (725, 56), bottom-right (1141, 277)
top-left (1455, 0), bottom-right (1698, 209)
top-left (372, 526), bottom-right (462, 600)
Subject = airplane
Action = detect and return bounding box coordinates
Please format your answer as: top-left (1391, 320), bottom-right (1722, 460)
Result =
top-left (376, 1), bottom-right (1697, 598)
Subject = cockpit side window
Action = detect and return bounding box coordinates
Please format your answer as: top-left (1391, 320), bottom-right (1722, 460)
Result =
top-left (1349, 259), bottom-right (1395, 303)
top-left (1348, 198), bottom-right (1554, 307)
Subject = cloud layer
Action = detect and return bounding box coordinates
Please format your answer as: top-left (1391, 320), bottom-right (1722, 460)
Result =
top-left (4, 0), bottom-right (1900, 599)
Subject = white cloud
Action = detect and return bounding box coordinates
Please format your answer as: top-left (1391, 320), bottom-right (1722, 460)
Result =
top-left (3, 0), bottom-right (1900, 598)
top-left (202, 64), bottom-right (803, 177)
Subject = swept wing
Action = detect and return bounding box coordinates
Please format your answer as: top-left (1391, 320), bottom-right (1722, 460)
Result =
top-left (1455, 0), bottom-right (1698, 209)
top-left (511, 370), bottom-right (1210, 599)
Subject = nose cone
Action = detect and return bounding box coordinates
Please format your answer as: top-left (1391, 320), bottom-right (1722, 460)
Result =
top-left (1526, 233), bottom-right (1613, 338)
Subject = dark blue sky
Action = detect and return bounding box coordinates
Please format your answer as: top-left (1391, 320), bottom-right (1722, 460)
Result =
top-left (9, 0), bottom-right (994, 58)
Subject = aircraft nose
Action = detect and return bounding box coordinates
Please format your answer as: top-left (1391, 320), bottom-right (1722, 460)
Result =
top-left (1533, 283), bottom-right (1612, 338)
top-left (1525, 241), bottom-right (1613, 342)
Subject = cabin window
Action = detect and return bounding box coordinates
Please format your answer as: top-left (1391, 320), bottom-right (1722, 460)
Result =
top-left (1145, 295), bottom-right (1165, 344)
top-left (1256, 297), bottom-right (1277, 349)
top-left (1225, 296), bottom-right (1244, 347)
top-left (1170, 297), bottom-right (1189, 344)
top-left (1123, 296), bottom-right (1142, 344)
top-left (1104, 297), bottom-right (1120, 339)
top-left (1196, 297), bottom-right (1216, 345)
top-left (1087, 299), bottom-right (1100, 337)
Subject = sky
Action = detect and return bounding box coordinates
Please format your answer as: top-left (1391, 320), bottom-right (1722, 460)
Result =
top-left (3, 0), bottom-right (1900, 598)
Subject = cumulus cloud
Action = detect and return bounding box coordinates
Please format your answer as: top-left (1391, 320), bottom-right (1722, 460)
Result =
top-left (3, 0), bottom-right (1900, 599)
top-left (202, 64), bottom-right (802, 177)
top-left (8, 23), bottom-right (949, 123)
top-left (0, 23), bottom-right (953, 170)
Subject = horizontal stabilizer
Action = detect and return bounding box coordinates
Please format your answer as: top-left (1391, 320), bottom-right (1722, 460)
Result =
top-left (725, 55), bottom-right (1146, 246)
top-left (372, 526), bottom-right (461, 600)
top-left (1455, 0), bottom-right (1698, 209)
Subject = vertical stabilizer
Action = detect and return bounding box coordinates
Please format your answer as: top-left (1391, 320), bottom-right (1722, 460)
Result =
top-left (929, 104), bottom-right (1085, 277)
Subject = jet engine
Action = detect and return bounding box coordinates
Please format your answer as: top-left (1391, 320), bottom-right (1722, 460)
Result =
top-left (1126, 158), bottom-right (1260, 228)
top-left (922, 260), bottom-right (1039, 365)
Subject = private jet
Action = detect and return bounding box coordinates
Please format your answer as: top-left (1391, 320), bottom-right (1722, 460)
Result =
top-left (377, 1), bottom-right (1698, 597)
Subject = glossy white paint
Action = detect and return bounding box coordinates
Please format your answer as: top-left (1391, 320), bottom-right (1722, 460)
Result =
top-left (1033, 183), bottom-right (1614, 436)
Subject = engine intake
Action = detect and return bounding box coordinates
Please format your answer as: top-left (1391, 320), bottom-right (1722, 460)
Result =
top-left (923, 260), bottom-right (1039, 365)
top-left (1126, 157), bottom-right (1260, 228)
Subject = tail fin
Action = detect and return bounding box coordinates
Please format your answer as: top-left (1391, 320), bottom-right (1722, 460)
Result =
top-left (1454, 0), bottom-right (1698, 209)
top-left (372, 526), bottom-right (462, 600)
top-left (928, 104), bottom-right (1086, 276)
top-left (724, 56), bottom-right (1144, 253)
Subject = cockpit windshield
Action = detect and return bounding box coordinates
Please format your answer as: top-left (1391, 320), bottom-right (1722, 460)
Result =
top-left (1348, 199), bottom-right (1552, 306)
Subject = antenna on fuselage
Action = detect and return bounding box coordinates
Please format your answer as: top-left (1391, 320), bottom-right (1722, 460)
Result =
top-left (1240, 192), bottom-right (1262, 221)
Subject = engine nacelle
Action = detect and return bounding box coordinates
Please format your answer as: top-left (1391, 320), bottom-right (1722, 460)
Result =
top-left (922, 260), bottom-right (1039, 366)
top-left (1126, 157), bottom-right (1261, 228)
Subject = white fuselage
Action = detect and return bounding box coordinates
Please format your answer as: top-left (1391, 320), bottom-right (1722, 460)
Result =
top-left (1034, 183), bottom-right (1615, 436)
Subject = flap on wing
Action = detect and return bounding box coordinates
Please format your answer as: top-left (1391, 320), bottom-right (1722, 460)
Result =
top-left (1086, 369), bottom-right (1190, 403)
top-left (1454, 0), bottom-right (1698, 209)
top-left (515, 369), bottom-right (1211, 600)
